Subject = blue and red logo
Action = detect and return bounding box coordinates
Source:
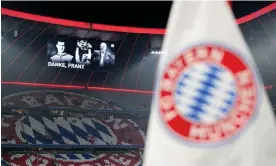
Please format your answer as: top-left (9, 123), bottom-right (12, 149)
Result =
top-left (159, 44), bottom-right (259, 146)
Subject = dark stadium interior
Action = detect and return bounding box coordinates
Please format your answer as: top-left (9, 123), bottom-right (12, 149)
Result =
top-left (2, 1), bottom-right (276, 166)
top-left (1, 1), bottom-right (274, 28)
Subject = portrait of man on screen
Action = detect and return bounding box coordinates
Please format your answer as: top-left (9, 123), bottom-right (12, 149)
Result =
top-left (94, 42), bottom-right (115, 67)
top-left (50, 39), bottom-right (73, 63)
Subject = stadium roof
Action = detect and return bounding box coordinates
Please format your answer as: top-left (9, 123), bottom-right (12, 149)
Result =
top-left (1, 1), bottom-right (274, 28)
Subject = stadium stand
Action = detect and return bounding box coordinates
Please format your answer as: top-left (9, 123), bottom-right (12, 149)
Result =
top-left (1, 2), bottom-right (276, 165)
top-left (2, 108), bottom-right (146, 165)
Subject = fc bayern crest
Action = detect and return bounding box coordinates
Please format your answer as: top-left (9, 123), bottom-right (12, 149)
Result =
top-left (159, 44), bottom-right (259, 146)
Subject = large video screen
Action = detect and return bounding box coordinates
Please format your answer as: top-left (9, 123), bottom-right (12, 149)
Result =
top-left (47, 36), bottom-right (117, 71)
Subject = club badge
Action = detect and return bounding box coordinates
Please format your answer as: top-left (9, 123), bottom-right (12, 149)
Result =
top-left (159, 44), bottom-right (259, 146)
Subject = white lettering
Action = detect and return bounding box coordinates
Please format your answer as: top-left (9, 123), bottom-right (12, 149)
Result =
top-left (2, 101), bottom-right (15, 106)
top-left (167, 68), bottom-right (178, 79)
top-left (164, 111), bottom-right (177, 121)
top-left (219, 121), bottom-right (236, 134)
top-left (238, 87), bottom-right (254, 112)
top-left (48, 62), bottom-right (67, 68)
top-left (103, 160), bottom-right (114, 166)
top-left (240, 87), bottom-right (254, 99)
top-left (189, 126), bottom-right (208, 139)
top-left (110, 154), bottom-right (131, 165)
top-left (118, 156), bottom-right (131, 166)
top-left (184, 51), bottom-right (194, 63)
top-left (208, 128), bottom-right (221, 140)
top-left (98, 104), bottom-right (114, 110)
top-left (238, 103), bottom-right (251, 112)
top-left (174, 59), bottom-right (185, 68)
top-left (44, 95), bottom-right (64, 105)
top-left (236, 70), bottom-right (251, 85)
top-left (21, 96), bottom-right (42, 107)
top-left (63, 96), bottom-right (74, 105)
top-left (233, 113), bottom-right (246, 125)
top-left (190, 120), bottom-right (239, 140)
top-left (162, 79), bottom-right (173, 91)
top-left (184, 48), bottom-right (224, 64)
top-left (81, 98), bottom-right (97, 108)
top-left (68, 63), bottom-right (85, 69)
top-left (196, 47), bottom-right (208, 59)
top-left (160, 96), bottom-right (173, 110)
top-left (209, 48), bottom-right (224, 62)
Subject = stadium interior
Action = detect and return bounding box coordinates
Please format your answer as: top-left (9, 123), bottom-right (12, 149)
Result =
top-left (1, 2), bottom-right (276, 166)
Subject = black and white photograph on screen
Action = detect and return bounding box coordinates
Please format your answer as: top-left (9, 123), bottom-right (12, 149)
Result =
top-left (49, 39), bottom-right (74, 63)
top-left (75, 39), bottom-right (92, 65)
top-left (47, 36), bottom-right (117, 70)
top-left (93, 42), bottom-right (115, 68)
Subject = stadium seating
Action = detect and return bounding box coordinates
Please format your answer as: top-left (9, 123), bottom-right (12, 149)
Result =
top-left (2, 114), bottom-right (145, 145)
top-left (2, 153), bottom-right (142, 166)
top-left (2, 114), bottom-right (144, 165)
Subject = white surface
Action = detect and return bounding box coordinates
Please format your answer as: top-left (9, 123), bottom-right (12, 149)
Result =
top-left (144, 1), bottom-right (276, 166)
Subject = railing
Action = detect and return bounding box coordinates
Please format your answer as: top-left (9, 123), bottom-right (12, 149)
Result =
top-left (2, 105), bottom-right (149, 114)
top-left (2, 144), bottom-right (144, 153)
